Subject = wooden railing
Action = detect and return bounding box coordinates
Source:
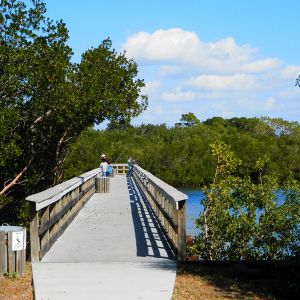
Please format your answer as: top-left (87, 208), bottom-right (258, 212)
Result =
top-left (26, 169), bottom-right (100, 261)
top-left (132, 165), bottom-right (187, 261)
top-left (112, 163), bottom-right (128, 175)
top-left (26, 163), bottom-right (187, 262)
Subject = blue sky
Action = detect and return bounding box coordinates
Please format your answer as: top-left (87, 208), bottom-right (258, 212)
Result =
top-left (44, 0), bottom-right (300, 126)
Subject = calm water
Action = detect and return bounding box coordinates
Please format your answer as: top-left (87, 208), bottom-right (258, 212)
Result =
top-left (181, 189), bottom-right (286, 237)
top-left (180, 188), bottom-right (204, 237)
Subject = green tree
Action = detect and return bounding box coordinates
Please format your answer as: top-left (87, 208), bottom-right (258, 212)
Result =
top-left (0, 0), bottom-right (73, 195)
top-left (0, 1), bottom-right (147, 201)
top-left (175, 112), bottom-right (201, 127)
top-left (193, 141), bottom-right (300, 260)
top-left (261, 117), bottom-right (299, 136)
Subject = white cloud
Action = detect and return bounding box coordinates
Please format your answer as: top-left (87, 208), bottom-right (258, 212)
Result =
top-left (142, 80), bottom-right (161, 94)
top-left (186, 74), bottom-right (258, 91)
top-left (123, 28), bottom-right (278, 74)
top-left (278, 87), bottom-right (300, 99)
top-left (159, 65), bottom-right (185, 75)
top-left (161, 89), bottom-right (197, 102)
top-left (220, 111), bottom-right (235, 118)
top-left (121, 28), bottom-right (300, 125)
top-left (280, 65), bottom-right (300, 80)
top-left (262, 97), bottom-right (278, 111)
top-left (123, 28), bottom-right (201, 64)
top-left (241, 58), bottom-right (280, 73)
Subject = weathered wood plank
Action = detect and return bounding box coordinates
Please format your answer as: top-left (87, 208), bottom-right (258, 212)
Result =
top-left (30, 207), bottom-right (40, 262)
top-left (7, 232), bottom-right (14, 273)
top-left (0, 231), bottom-right (6, 275)
top-left (26, 168), bottom-right (99, 210)
top-left (39, 191), bottom-right (94, 259)
top-left (20, 229), bottom-right (26, 277)
top-left (15, 250), bottom-right (20, 275)
top-left (177, 201), bottom-right (186, 261)
top-left (38, 183), bottom-right (94, 236)
top-left (19, 250), bottom-right (25, 277)
top-left (96, 177), bottom-right (110, 193)
top-left (40, 207), bottom-right (49, 252)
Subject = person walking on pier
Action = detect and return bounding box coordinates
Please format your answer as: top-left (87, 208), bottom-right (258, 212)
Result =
top-left (127, 157), bottom-right (135, 176)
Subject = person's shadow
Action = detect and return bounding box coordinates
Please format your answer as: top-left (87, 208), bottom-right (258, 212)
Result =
top-left (127, 176), bottom-right (175, 260)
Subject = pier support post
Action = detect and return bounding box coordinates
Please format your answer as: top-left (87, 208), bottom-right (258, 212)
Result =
top-left (177, 201), bottom-right (186, 261)
top-left (30, 204), bottom-right (40, 262)
top-left (95, 177), bottom-right (110, 193)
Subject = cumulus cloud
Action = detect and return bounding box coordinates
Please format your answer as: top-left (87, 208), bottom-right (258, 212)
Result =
top-left (122, 28), bottom-right (300, 124)
top-left (278, 87), bottom-right (300, 99)
top-left (241, 58), bottom-right (280, 73)
top-left (159, 65), bottom-right (185, 76)
top-left (186, 74), bottom-right (258, 91)
top-left (262, 97), bottom-right (279, 111)
top-left (280, 65), bottom-right (300, 80)
top-left (123, 28), bottom-right (279, 74)
top-left (161, 89), bottom-right (197, 102)
top-left (142, 80), bottom-right (161, 94)
top-left (123, 29), bottom-right (201, 64)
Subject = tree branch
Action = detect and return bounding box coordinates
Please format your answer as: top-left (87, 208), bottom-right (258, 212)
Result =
top-left (0, 155), bottom-right (34, 195)
top-left (30, 110), bottom-right (52, 131)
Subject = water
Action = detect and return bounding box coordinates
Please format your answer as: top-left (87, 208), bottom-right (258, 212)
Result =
top-left (180, 188), bottom-right (205, 237)
top-left (181, 189), bottom-right (288, 238)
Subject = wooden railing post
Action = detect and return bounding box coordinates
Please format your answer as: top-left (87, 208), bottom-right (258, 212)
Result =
top-left (30, 204), bottom-right (40, 262)
top-left (177, 201), bottom-right (186, 261)
top-left (0, 231), bottom-right (6, 275)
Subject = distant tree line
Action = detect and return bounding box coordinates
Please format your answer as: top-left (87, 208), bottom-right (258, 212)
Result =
top-left (63, 115), bottom-right (300, 188)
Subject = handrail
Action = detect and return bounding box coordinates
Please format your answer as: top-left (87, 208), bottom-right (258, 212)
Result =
top-left (112, 163), bottom-right (128, 175)
top-left (26, 164), bottom-right (188, 262)
top-left (26, 168), bottom-right (100, 261)
top-left (26, 169), bottom-right (100, 210)
top-left (133, 165), bottom-right (187, 261)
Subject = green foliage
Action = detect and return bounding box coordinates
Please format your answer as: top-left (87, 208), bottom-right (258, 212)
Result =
top-left (193, 141), bottom-right (300, 260)
top-left (0, 0), bottom-right (147, 205)
top-left (4, 272), bottom-right (19, 278)
top-left (175, 112), bottom-right (201, 127)
top-left (0, 0), bottom-right (147, 228)
top-left (63, 123), bottom-right (219, 186)
top-left (63, 116), bottom-right (300, 189)
top-left (63, 117), bottom-right (300, 261)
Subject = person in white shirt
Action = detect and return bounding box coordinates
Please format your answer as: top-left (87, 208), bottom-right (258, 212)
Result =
top-left (100, 155), bottom-right (109, 177)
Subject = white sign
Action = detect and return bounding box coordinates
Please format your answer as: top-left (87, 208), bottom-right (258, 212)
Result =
top-left (12, 231), bottom-right (26, 251)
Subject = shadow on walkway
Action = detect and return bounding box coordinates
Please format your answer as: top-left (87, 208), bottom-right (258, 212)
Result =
top-left (127, 176), bottom-right (175, 260)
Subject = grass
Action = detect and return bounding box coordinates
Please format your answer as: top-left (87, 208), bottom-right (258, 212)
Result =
top-left (172, 259), bottom-right (300, 300)
top-left (0, 262), bottom-right (33, 300)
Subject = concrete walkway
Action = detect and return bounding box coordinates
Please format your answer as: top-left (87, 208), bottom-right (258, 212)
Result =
top-left (32, 175), bottom-right (177, 299)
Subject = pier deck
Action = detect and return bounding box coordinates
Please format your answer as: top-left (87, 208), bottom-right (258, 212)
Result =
top-left (32, 175), bottom-right (176, 299)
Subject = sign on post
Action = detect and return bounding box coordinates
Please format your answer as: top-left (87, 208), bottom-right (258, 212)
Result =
top-left (12, 230), bottom-right (26, 251)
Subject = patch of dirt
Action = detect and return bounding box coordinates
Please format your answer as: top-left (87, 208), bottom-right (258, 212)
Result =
top-left (172, 261), bottom-right (300, 300)
top-left (0, 262), bottom-right (33, 300)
